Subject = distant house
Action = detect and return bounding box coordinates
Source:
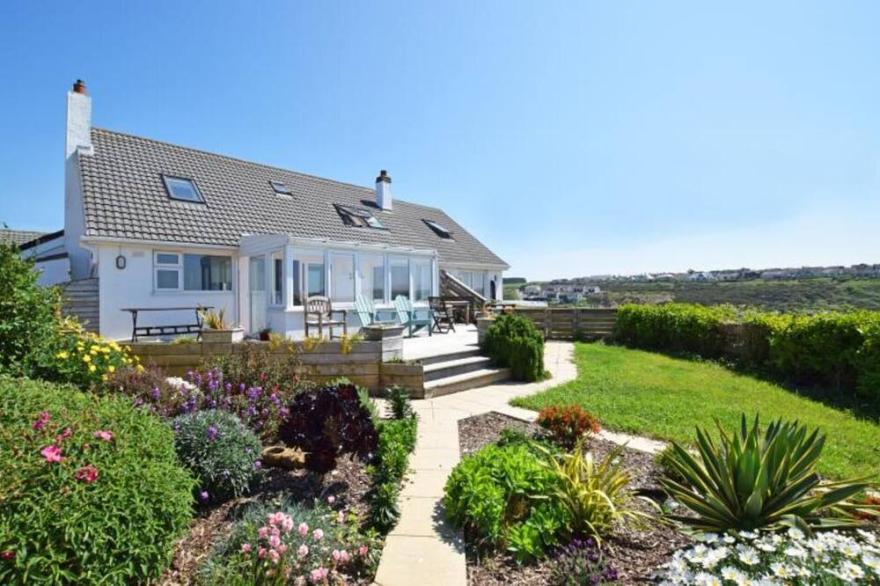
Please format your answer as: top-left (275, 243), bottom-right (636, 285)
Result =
top-left (56, 81), bottom-right (508, 340)
top-left (2, 229), bottom-right (69, 285)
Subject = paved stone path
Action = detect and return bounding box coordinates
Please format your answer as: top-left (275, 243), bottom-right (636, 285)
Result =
top-left (373, 341), bottom-right (665, 586)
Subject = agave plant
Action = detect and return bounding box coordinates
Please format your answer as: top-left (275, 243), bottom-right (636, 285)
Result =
top-left (541, 438), bottom-right (655, 541)
top-left (660, 415), bottom-right (878, 533)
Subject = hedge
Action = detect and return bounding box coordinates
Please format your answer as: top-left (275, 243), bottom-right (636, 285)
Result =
top-left (613, 304), bottom-right (880, 397)
top-left (482, 313), bottom-right (545, 381)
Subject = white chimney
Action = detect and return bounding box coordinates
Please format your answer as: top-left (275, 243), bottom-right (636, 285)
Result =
top-left (375, 169), bottom-right (392, 210)
top-left (65, 79), bottom-right (92, 159)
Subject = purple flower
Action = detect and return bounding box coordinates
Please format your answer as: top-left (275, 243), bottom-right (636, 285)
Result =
top-left (206, 425), bottom-right (219, 441)
top-left (254, 459), bottom-right (262, 470)
top-left (150, 387), bottom-right (161, 400)
top-left (199, 490), bottom-right (209, 501)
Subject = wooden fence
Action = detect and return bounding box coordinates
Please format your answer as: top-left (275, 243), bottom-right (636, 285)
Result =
top-left (501, 307), bottom-right (617, 340)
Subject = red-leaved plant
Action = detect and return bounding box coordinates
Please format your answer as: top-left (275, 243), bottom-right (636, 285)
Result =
top-left (536, 405), bottom-right (601, 450)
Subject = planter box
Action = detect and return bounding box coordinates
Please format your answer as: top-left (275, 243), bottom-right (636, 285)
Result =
top-left (380, 362), bottom-right (425, 398)
top-left (476, 316), bottom-right (495, 347)
top-left (201, 327), bottom-right (244, 344)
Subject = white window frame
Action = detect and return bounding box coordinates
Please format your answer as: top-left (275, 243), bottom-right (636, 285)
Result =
top-left (153, 250), bottom-right (235, 293)
top-left (154, 252), bottom-right (182, 291)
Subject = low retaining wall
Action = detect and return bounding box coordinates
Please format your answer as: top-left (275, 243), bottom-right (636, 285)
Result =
top-left (126, 324), bottom-right (425, 394)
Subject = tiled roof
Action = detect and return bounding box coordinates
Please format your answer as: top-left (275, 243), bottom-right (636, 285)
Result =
top-left (0, 229), bottom-right (46, 247)
top-left (78, 129), bottom-right (508, 268)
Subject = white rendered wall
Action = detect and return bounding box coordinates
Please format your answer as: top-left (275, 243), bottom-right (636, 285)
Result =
top-left (34, 257), bottom-right (70, 286)
top-left (64, 90), bottom-right (93, 279)
top-left (96, 244), bottom-right (239, 341)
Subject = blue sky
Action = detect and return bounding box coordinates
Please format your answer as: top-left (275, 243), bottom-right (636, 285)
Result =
top-left (1, 1), bottom-right (878, 280)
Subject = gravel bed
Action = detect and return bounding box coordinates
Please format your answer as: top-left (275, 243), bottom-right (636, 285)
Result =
top-left (458, 412), bottom-right (690, 585)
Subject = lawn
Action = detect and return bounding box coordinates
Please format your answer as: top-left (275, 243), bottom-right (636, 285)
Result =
top-left (512, 342), bottom-right (880, 479)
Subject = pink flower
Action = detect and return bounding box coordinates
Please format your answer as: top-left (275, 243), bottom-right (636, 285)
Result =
top-left (269, 549), bottom-right (280, 564)
top-left (258, 547), bottom-right (267, 559)
top-left (327, 495), bottom-right (336, 504)
top-left (298, 522), bottom-right (309, 537)
top-left (74, 465), bottom-right (99, 483)
top-left (40, 445), bottom-right (63, 463)
top-left (312, 528), bottom-right (323, 541)
top-left (332, 549), bottom-right (341, 562)
top-left (309, 567), bottom-right (329, 583)
top-left (0, 550), bottom-right (14, 560)
top-left (268, 534), bottom-right (281, 549)
top-left (241, 543), bottom-right (252, 554)
top-left (294, 576), bottom-right (307, 586)
top-left (339, 550), bottom-right (350, 563)
top-left (297, 544), bottom-right (309, 558)
top-left (358, 545), bottom-right (368, 556)
top-left (94, 430), bottom-right (113, 442)
top-left (32, 411), bottom-right (50, 431)
top-left (277, 543), bottom-right (288, 554)
top-left (55, 427), bottom-right (73, 443)
top-left (281, 516), bottom-right (294, 533)
top-left (258, 526), bottom-right (269, 539)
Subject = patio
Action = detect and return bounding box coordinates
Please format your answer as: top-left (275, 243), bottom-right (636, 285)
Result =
top-left (401, 324), bottom-right (479, 362)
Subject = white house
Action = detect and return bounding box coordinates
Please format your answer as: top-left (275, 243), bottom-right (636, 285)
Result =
top-left (60, 81), bottom-right (509, 340)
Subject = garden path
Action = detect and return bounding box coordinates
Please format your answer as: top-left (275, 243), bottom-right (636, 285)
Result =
top-left (373, 341), bottom-right (665, 586)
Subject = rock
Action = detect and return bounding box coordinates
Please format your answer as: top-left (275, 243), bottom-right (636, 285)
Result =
top-left (261, 445), bottom-right (305, 469)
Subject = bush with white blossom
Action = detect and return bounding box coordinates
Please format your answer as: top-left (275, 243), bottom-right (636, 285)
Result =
top-left (660, 528), bottom-right (880, 585)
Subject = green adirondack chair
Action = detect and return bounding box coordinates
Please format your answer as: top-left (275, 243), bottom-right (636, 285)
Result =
top-left (394, 295), bottom-right (432, 337)
top-left (354, 295), bottom-right (395, 327)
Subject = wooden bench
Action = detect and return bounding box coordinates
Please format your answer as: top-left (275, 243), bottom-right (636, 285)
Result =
top-left (121, 306), bottom-right (212, 342)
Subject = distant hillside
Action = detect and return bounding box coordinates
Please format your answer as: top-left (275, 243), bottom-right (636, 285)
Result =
top-left (528, 278), bottom-right (880, 313)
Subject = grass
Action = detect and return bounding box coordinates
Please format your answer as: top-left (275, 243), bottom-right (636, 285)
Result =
top-left (512, 342), bottom-right (880, 480)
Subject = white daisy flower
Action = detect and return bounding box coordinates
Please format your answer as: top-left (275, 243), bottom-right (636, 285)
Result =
top-left (737, 546), bottom-right (760, 566)
top-left (693, 572), bottom-right (723, 586)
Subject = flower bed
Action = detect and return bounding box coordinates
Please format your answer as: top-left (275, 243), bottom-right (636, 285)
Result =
top-left (455, 412), bottom-right (689, 584)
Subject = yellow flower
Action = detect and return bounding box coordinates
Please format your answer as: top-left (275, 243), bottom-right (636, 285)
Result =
top-left (88, 364), bottom-right (96, 373)
top-left (108, 365), bottom-right (116, 373)
top-left (135, 364), bottom-right (145, 373)
top-left (124, 357), bottom-right (132, 365)
top-left (90, 346), bottom-right (99, 355)
top-left (56, 351), bottom-right (69, 359)
top-left (101, 374), bottom-right (108, 381)
top-left (82, 354), bottom-right (91, 363)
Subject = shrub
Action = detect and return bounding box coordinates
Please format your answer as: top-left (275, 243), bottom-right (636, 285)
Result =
top-left (660, 415), bottom-right (876, 532)
top-left (483, 313), bottom-right (545, 382)
top-left (172, 410), bottom-right (263, 503)
top-left (368, 416), bottom-right (418, 533)
top-left (549, 538), bottom-right (619, 586)
top-left (197, 498), bottom-right (380, 585)
top-left (613, 303), bottom-right (735, 358)
top-left (758, 311), bottom-right (880, 391)
top-left (654, 444), bottom-right (687, 485)
top-left (0, 244), bottom-right (60, 376)
top-left (444, 442), bottom-right (569, 562)
top-left (204, 342), bottom-right (305, 397)
top-left (0, 377), bottom-right (193, 584)
top-left (542, 439), bottom-right (650, 541)
top-left (661, 528), bottom-right (880, 584)
top-left (278, 383), bottom-right (378, 474)
top-left (386, 385), bottom-right (414, 420)
top-left (101, 364), bottom-right (301, 441)
top-left (31, 318), bottom-right (139, 389)
top-left (537, 405), bottom-right (601, 450)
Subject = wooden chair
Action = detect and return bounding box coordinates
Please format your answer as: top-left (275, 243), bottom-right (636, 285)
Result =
top-left (429, 296), bottom-right (456, 334)
top-left (304, 296), bottom-right (347, 339)
top-left (393, 295), bottom-right (432, 337)
top-left (355, 295), bottom-right (395, 327)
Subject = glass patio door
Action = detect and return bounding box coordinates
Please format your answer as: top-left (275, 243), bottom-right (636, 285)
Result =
top-left (249, 257), bottom-right (267, 333)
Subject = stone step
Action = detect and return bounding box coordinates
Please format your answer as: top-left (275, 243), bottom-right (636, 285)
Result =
top-left (423, 355), bottom-right (493, 382)
top-left (417, 348), bottom-right (482, 366)
top-left (423, 367), bottom-right (511, 398)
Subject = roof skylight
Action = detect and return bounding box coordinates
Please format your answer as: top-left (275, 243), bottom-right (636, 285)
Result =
top-left (423, 219), bottom-right (452, 238)
top-left (335, 204), bottom-right (385, 229)
top-left (162, 175), bottom-right (205, 203)
top-left (270, 180), bottom-right (292, 195)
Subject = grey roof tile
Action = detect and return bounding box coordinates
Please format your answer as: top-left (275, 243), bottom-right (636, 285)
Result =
top-left (0, 229), bottom-right (47, 247)
top-left (77, 129), bottom-right (507, 267)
